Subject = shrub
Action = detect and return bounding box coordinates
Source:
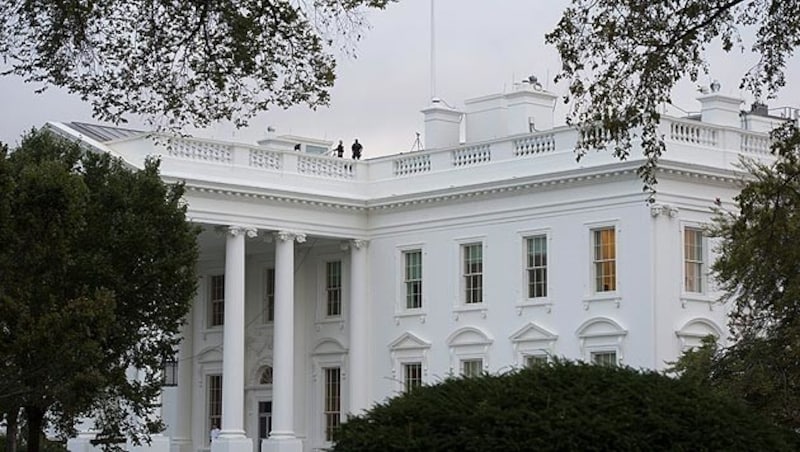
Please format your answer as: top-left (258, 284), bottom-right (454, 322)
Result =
top-left (332, 360), bottom-right (798, 451)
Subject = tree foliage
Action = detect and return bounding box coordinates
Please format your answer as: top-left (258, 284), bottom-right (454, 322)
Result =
top-left (0, 0), bottom-right (394, 130)
top-left (672, 121), bottom-right (800, 429)
top-left (0, 130), bottom-right (199, 451)
top-left (331, 361), bottom-right (798, 452)
top-left (546, 0), bottom-right (800, 194)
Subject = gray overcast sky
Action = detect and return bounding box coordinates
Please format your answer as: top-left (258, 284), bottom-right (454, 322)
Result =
top-left (2, 0), bottom-right (800, 156)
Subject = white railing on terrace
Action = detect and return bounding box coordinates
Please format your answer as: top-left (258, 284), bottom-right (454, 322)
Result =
top-left (157, 117), bottom-right (772, 183)
top-left (669, 120), bottom-right (719, 147)
top-left (394, 154), bottom-right (431, 176)
top-left (297, 154), bottom-right (355, 179)
top-left (452, 144), bottom-right (491, 167)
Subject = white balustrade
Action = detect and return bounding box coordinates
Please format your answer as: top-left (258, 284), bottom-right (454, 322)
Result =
top-left (669, 121), bottom-right (719, 147)
top-left (249, 149), bottom-right (282, 170)
top-left (452, 144), bottom-right (491, 167)
top-left (740, 133), bottom-right (771, 155)
top-left (393, 154), bottom-right (431, 176)
top-left (514, 133), bottom-right (556, 157)
top-left (168, 138), bottom-right (233, 163)
top-left (297, 155), bottom-right (355, 179)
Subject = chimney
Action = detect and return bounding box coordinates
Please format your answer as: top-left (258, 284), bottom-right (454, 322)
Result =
top-left (697, 92), bottom-right (743, 128)
top-left (421, 99), bottom-right (462, 150)
top-left (505, 80), bottom-right (557, 134)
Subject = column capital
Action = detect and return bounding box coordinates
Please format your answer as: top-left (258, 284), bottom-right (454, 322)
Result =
top-left (275, 231), bottom-right (307, 243)
top-left (341, 239), bottom-right (369, 250)
top-left (228, 225), bottom-right (258, 238)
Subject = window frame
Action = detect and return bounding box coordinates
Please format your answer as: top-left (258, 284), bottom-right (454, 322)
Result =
top-left (207, 374), bottom-right (223, 445)
top-left (461, 242), bottom-right (484, 305)
top-left (322, 366), bottom-right (342, 442)
top-left (590, 350), bottom-right (619, 367)
top-left (683, 226), bottom-right (706, 295)
top-left (208, 274), bottom-right (225, 327)
top-left (524, 233), bottom-right (549, 300)
top-left (460, 358), bottom-right (484, 377)
top-left (325, 260), bottom-right (343, 318)
top-left (591, 227), bottom-right (617, 294)
top-left (403, 362), bottom-right (423, 392)
top-left (264, 267), bottom-right (275, 323)
top-left (403, 249), bottom-right (423, 310)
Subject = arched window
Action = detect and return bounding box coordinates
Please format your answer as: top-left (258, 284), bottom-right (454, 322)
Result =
top-left (259, 366), bottom-right (273, 385)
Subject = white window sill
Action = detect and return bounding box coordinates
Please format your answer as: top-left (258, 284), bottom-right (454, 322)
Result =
top-left (680, 294), bottom-right (715, 309)
top-left (200, 327), bottom-right (223, 340)
top-left (515, 298), bottom-right (552, 314)
top-left (582, 293), bottom-right (621, 309)
top-left (314, 317), bottom-right (344, 331)
top-left (393, 310), bottom-right (427, 325)
top-left (452, 304), bottom-right (488, 320)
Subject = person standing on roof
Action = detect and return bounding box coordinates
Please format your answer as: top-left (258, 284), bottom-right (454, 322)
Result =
top-left (351, 139), bottom-right (363, 160)
top-left (334, 140), bottom-right (344, 158)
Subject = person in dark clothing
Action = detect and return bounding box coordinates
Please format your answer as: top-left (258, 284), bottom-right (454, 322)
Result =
top-left (294, 143), bottom-right (301, 151)
top-left (334, 140), bottom-right (344, 158)
top-left (351, 139), bottom-right (363, 160)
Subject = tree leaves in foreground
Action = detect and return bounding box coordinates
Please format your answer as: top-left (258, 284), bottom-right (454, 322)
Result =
top-left (0, 130), bottom-right (199, 451)
top-left (0, 0), bottom-right (394, 130)
top-left (671, 121), bottom-right (800, 429)
top-left (332, 361), bottom-right (798, 452)
top-left (546, 0), bottom-right (800, 194)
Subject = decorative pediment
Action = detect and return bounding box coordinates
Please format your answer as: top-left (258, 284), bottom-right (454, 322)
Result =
top-left (446, 326), bottom-right (493, 347)
top-left (389, 331), bottom-right (431, 351)
top-left (576, 317), bottom-right (627, 339)
top-left (196, 346), bottom-right (222, 364)
top-left (312, 338), bottom-right (347, 356)
top-left (509, 322), bottom-right (558, 344)
top-left (676, 318), bottom-right (722, 340)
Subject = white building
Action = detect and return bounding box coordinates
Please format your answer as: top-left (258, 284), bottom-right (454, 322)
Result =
top-left (55, 81), bottom-right (783, 452)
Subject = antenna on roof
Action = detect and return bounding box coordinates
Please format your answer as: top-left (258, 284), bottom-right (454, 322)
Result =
top-left (430, 0), bottom-right (438, 103)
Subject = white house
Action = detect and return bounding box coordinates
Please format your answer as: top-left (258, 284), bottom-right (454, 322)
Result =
top-left (54, 79), bottom-right (782, 452)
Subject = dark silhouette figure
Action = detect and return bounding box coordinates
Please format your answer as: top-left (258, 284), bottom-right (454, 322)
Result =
top-left (294, 143), bottom-right (301, 151)
top-left (351, 139), bottom-right (363, 160)
top-left (334, 140), bottom-right (344, 158)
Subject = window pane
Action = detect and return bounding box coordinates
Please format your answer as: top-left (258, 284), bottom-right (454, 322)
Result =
top-left (404, 362), bottom-right (423, 392)
top-left (326, 261), bottom-right (342, 317)
top-left (526, 236), bottom-right (547, 298)
top-left (463, 244), bottom-right (483, 304)
top-left (208, 375), bottom-right (222, 440)
top-left (265, 268), bottom-right (275, 322)
top-left (324, 367), bottom-right (341, 441)
top-left (593, 228), bottom-right (616, 292)
top-left (404, 250), bottom-right (423, 309)
top-left (591, 351), bottom-right (618, 366)
top-left (210, 275), bottom-right (225, 326)
top-left (684, 229), bottom-right (703, 293)
top-left (461, 359), bottom-right (483, 377)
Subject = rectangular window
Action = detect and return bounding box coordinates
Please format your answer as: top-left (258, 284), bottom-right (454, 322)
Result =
top-left (264, 268), bottom-right (275, 323)
top-left (593, 228), bottom-right (616, 292)
top-left (404, 250), bottom-right (423, 309)
top-left (326, 261), bottom-right (342, 317)
top-left (525, 355), bottom-right (548, 367)
top-left (461, 358), bottom-right (483, 377)
top-left (591, 351), bottom-right (618, 366)
top-left (208, 375), bottom-right (222, 439)
top-left (323, 367), bottom-right (341, 442)
top-left (684, 228), bottom-right (704, 293)
top-left (526, 235), bottom-right (548, 298)
top-left (403, 362), bottom-right (423, 392)
top-left (209, 275), bottom-right (225, 327)
top-left (258, 401), bottom-right (272, 440)
top-left (463, 243), bottom-right (483, 304)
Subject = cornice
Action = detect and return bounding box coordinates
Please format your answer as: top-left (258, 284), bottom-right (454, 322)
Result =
top-left (175, 160), bottom-right (744, 214)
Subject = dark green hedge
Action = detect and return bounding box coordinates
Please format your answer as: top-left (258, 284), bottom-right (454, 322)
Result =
top-left (332, 361), bottom-right (798, 452)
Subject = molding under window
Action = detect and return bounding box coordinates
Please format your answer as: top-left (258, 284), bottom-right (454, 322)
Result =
top-left (393, 310), bottom-right (427, 325)
top-left (452, 305), bottom-right (488, 321)
top-left (581, 294), bottom-right (621, 310)
top-left (680, 294), bottom-right (716, 310)
top-left (515, 298), bottom-right (553, 315)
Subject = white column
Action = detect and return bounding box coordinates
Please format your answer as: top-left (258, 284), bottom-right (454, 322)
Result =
top-left (347, 239), bottom-right (370, 414)
top-left (212, 226), bottom-right (255, 452)
top-left (172, 319), bottom-right (193, 452)
top-left (263, 231), bottom-right (305, 452)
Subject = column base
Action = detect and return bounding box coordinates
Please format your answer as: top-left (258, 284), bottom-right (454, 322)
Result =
top-left (261, 438), bottom-right (303, 452)
top-left (211, 436), bottom-right (253, 452)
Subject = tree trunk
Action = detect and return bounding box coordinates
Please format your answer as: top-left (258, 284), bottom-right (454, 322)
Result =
top-left (5, 407), bottom-right (19, 452)
top-left (25, 406), bottom-right (44, 452)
